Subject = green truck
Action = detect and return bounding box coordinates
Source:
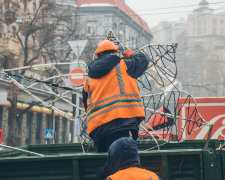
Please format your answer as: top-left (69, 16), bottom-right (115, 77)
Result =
top-left (0, 140), bottom-right (224, 180)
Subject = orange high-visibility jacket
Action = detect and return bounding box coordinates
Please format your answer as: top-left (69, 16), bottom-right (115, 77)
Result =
top-left (83, 59), bottom-right (145, 135)
top-left (106, 167), bottom-right (160, 180)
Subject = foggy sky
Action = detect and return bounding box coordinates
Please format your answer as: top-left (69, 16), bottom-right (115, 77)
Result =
top-left (126, 0), bottom-right (224, 28)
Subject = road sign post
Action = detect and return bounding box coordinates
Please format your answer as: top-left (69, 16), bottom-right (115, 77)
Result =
top-left (68, 40), bottom-right (87, 143)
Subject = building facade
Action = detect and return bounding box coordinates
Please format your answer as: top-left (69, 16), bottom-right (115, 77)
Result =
top-left (177, 0), bottom-right (225, 97)
top-left (75, 0), bottom-right (153, 62)
top-left (151, 19), bottom-right (186, 44)
top-left (187, 0), bottom-right (225, 37)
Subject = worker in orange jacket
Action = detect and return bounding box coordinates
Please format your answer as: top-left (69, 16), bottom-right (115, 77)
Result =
top-left (82, 40), bottom-right (149, 152)
top-left (97, 137), bottom-right (162, 180)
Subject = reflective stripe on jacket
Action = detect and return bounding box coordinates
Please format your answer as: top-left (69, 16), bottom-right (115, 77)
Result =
top-left (106, 167), bottom-right (160, 180)
top-left (83, 59), bottom-right (145, 134)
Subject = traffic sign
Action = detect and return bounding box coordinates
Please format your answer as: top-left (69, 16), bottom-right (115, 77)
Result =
top-left (45, 130), bottom-right (54, 139)
top-left (69, 68), bottom-right (85, 86)
top-left (68, 40), bottom-right (88, 58)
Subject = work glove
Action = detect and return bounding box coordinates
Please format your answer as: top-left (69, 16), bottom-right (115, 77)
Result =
top-left (122, 49), bottom-right (135, 59)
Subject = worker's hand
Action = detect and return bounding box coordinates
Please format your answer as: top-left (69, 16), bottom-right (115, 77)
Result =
top-left (122, 50), bottom-right (135, 59)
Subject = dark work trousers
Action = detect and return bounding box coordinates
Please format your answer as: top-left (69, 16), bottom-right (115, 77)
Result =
top-left (95, 129), bottom-right (138, 153)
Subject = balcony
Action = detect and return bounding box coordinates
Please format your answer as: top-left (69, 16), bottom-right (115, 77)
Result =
top-left (0, 36), bottom-right (20, 56)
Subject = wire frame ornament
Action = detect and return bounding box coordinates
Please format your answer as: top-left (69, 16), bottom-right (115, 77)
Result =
top-left (136, 43), bottom-right (209, 149)
top-left (139, 90), bottom-right (209, 149)
top-left (138, 43), bottom-right (178, 88)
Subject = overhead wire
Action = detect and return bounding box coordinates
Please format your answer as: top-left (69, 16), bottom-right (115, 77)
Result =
top-left (127, 1), bottom-right (225, 12)
top-left (151, 5), bottom-right (225, 34)
top-left (17, 6), bottom-right (225, 22)
top-left (15, 1), bottom-right (225, 21)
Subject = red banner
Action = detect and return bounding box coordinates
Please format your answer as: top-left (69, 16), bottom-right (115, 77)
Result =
top-left (178, 97), bottom-right (225, 140)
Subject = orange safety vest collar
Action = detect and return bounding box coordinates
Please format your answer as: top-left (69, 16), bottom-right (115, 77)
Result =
top-left (84, 60), bottom-right (145, 134)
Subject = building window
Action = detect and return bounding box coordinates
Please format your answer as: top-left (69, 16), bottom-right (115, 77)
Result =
top-left (23, 0), bottom-right (27, 11)
top-left (33, 2), bottom-right (36, 13)
top-left (104, 16), bottom-right (112, 32)
top-left (197, 27), bottom-right (202, 35)
top-left (4, 0), bottom-right (9, 8)
top-left (58, 22), bottom-right (67, 32)
top-left (32, 35), bottom-right (35, 45)
top-left (220, 19), bottom-right (224, 35)
top-left (119, 24), bottom-right (126, 39)
top-left (192, 21), bottom-right (196, 35)
top-left (60, 48), bottom-right (64, 58)
top-left (86, 22), bottom-right (96, 36)
top-left (12, 26), bottom-right (16, 38)
top-left (212, 19), bottom-right (217, 34)
top-left (212, 19), bottom-right (217, 26)
top-left (197, 19), bottom-right (202, 35)
top-left (203, 19), bottom-right (207, 26)
top-left (203, 27), bottom-right (206, 34)
top-left (131, 37), bottom-right (134, 49)
top-left (113, 23), bottom-right (117, 32)
top-left (203, 19), bottom-right (206, 34)
top-left (212, 27), bottom-right (217, 34)
top-left (220, 27), bottom-right (224, 35)
top-left (193, 26), bottom-right (196, 35)
top-left (3, 24), bottom-right (8, 33)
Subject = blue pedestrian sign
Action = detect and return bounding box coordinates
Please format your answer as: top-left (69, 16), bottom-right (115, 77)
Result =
top-left (45, 129), bottom-right (54, 139)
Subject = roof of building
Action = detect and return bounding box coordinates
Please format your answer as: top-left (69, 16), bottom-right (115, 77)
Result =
top-left (193, 0), bottom-right (213, 12)
top-left (199, 0), bottom-right (209, 6)
top-left (76, 0), bottom-right (152, 35)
